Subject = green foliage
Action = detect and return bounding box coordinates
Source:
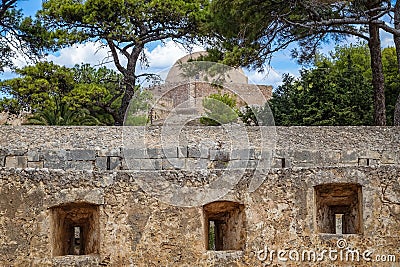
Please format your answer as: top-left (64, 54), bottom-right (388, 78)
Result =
top-left (270, 44), bottom-right (376, 126)
top-left (124, 90), bottom-right (153, 126)
top-left (26, 101), bottom-right (101, 126)
top-left (0, 1), bottom-right (54, 72)
top-left (0, 62), bottom-right (123, 125)
top-left (1, 62), bottom-right (75, 113)
top-left (200, 92), bottom-right (239, 126)
top-left (205, 0), bottom-right (390, 125)
top-left (239, 104), bottom-right (274, 126)
top-left (205, 0), bottom-right (384, 68)
top-left (124, 115), bottom-right (148, 126)
top-left (208, 222), bottom-right (215, 250)
top-left (239, 106), bottom-right (258, 126)
top-left (382, 47), bottom-right (400, 125)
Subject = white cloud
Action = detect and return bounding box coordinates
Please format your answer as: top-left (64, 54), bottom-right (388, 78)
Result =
top-left (143, 40), bottom-right (204, 70)
top-left (381, 30), bottom-right (395, 47)
top-left (47, 42), bottom-right (113, 68)
top-left (245, 67), bottom-right (282, 87)
top-left (44, 40), bottom-right (204, 79)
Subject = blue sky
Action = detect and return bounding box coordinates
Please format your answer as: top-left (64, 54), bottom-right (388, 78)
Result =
top-left (4, 0), bottom-right (394, 88)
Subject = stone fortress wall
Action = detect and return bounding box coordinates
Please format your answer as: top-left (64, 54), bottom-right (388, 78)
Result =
top-left (0, 126), bottom-right (399, 266)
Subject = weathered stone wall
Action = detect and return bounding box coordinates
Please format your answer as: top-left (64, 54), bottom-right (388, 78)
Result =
top-left (1, 126), bottom-right (399, 170)
top-left (0, 167), bottom-right (399, 266)
top-left (0, 126), bottom-right (399, 266)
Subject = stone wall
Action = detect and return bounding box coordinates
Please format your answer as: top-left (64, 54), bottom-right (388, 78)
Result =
top-left (1, 126), bottom-right (399, 171)
top-left (0, 167), bottom-right (399, 266)
top-left (0, 126), bottom-right (399, 266)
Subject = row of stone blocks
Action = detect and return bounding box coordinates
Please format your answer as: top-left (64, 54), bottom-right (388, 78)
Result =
top-left (1, 149), bottom-right (121, 171)
top-left (0, 147), bottom-right (398, 170)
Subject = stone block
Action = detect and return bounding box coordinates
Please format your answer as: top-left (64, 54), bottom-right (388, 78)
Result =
top-left (138, 159), bottom-right (155, 170)
top-left (186, 158), bottom-right (209, 170)
top-left (67, 149), bottom-right (96, 161)
top-left (162, 158), bottom-right (185, 170)
top-left (123, 148), bottom-right (147, 159)
top-left (341, 150), bottom-right (359, 163)
top-left (123, 158), bottom-right (142, 170)
top-left (66, 161), bottom-right (94, 170)
top-left (320, 151), bottom-right (341, 164)
top-left (146, 148), bottom-right (162, 159)
top-left (95, 157), bottom-right (108, 170)
top-left (357, 158), bottom-right (379, 167)
top-left (229, 160), bottom-right (249, 169)
top-left (5, 156), bottom-right (27, 168)
top-left (210, 150), bottom-right (230, 161)
top-left (108, 157), bottom-right (121, 170)
top-left (27, 150), bottom-right (40, 162)
top-left (292, 150), bottom-right (315, 163)
top-left (97, 148), bottom-right (121, 157)
top-left (199, 146), bottom-right (209, 159)
top-left (381, 151), bottom-right (396, 164)
top-left (366, 150), bottom-right (381, 159)
top-left (178, 146), bottom-right (188, 158)
top-left (43, 161), bottom-right (66, 170)
top-left (187, 146), bottom-right (201, 158)
top-left (153, 159), bottom-right (163, 170)
top-left (274, 149), bottom-right (288, 159)
top-left (42, 150), bottom-right (67, 162)
top-left (255, 150), bottom-right (273, 162)
top-left (271, 157), bottom-right (288, 169)
top-left (160, 147), bottom-right (178, 158)
top-left (126, 158), bottom-right (158, 170)
top-left (27, 161), bottom-right (44, 169)
top-left (231, 148), bottom-right (255, 160)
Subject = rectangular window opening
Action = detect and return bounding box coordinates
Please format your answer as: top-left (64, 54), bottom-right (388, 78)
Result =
top-left (315, 184), bottom-right (362, 235)
top-left (281, 158), bottom-right (286, 168)
top-left (51, 203), bottom-right (100, 257)
top-left (203, 201), bottom-right (245, 251)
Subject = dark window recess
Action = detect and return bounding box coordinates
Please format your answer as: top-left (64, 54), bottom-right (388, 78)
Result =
top-left (203, 201), bottom-right (246, 251)
top-left (106, 156), bottom-right (111, 170)
top-left (281, 158), bottom-right (286, 168)
top-left (315, 183), bottom-right (362, 234)
top-left (50, 203), bottom-right (100, 256)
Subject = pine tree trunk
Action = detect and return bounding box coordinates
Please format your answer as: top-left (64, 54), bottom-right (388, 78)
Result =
top-left (116, 78), bottom-right (136, 126)
top-left (368, 23), bottom-right (386, 126)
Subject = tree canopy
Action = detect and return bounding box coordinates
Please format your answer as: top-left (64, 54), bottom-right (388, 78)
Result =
top-left (206, 0), bottom-right (400, 125)
top-left (0, 62), bottom-right (124, 125)
top-left (270, 44), bottom-right (399, 126)
top-left (0, 0), bottom-right (53, 72)
top-left (38, 0), bottom-right (208, 125)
